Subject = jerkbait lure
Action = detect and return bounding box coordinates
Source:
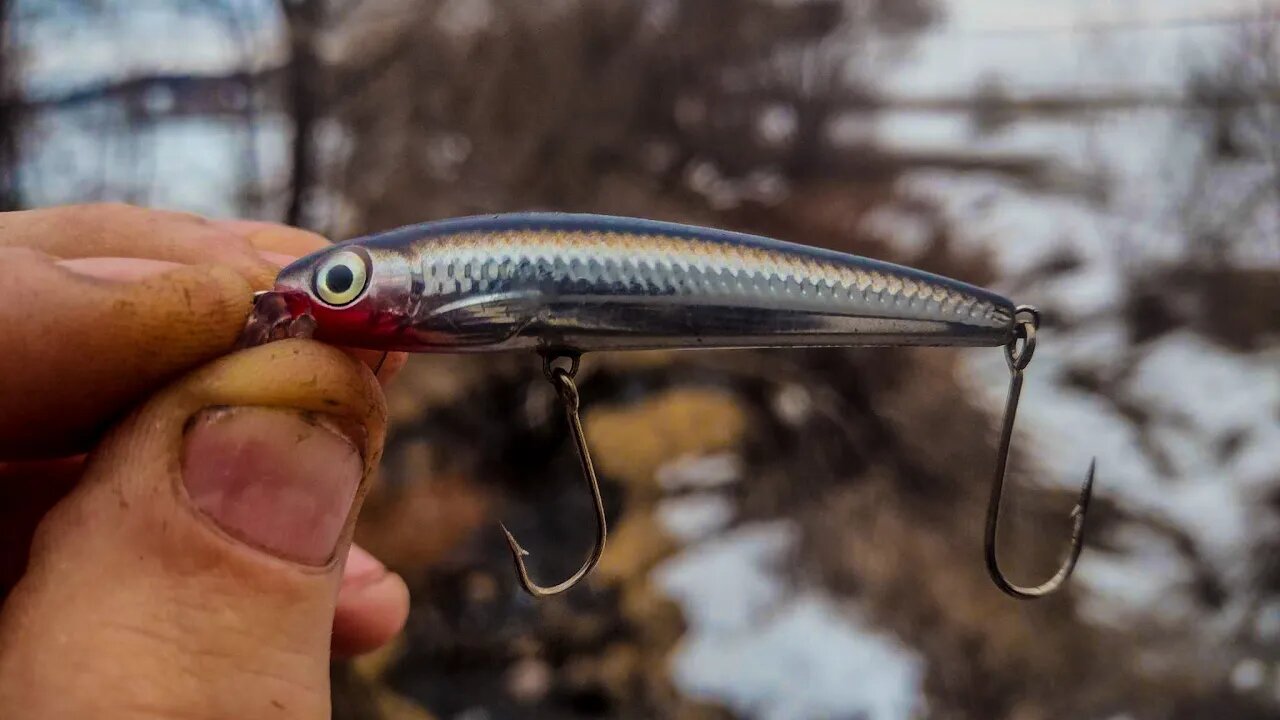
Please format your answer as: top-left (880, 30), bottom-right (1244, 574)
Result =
top-left (240, 213), bottom-right (1095, 600)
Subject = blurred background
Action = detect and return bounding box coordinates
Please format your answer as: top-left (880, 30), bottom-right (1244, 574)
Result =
top-left (3, 0), bottom-right (1279, 717)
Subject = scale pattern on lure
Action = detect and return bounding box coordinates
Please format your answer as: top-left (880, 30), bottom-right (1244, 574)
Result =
top-left (405, 227), bottom-right (1006, 324)
top-left (241, 212), bottom-right (1096, 601)
top-left (262, 213), bottom-right (1017, 353)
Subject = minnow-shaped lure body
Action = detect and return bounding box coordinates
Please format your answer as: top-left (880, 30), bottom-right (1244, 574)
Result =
top-left (269, 213), bottom-right (1017, 354)
top-left (244, 212), bottom-right (1094, 602)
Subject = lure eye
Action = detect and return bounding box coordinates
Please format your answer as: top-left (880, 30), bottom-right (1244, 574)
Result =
top-left (313, 250), bottom-right (369, 306)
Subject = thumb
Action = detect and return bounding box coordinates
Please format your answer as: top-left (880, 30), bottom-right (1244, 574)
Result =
top-left (0, 340), bottom-right (386, 719)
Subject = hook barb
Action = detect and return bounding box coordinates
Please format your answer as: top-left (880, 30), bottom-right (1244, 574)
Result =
top-left (984, 306), bottom-right (1097, 600)
top-left (501, 352), bottom-right (608, 598)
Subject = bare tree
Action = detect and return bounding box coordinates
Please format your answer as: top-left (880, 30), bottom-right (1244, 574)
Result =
top-left (279, 0), bottom-right (325, 227)
top-left (1184, 7), bottom-right (1280, 265)
top-left (0, 0), bottom-right (21, 210)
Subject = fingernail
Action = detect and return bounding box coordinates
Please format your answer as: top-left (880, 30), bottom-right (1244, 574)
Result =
top-left (212, 219), bottom-right (274, 238)
top-left (342, 545), bottom-right (389, 589)
top-left (214, 219), bottom-right (334, 257)
top-left (59, 257), bottom-right (185, 281)
top-left (256, 250), bottom-right (297, 267)
top-left (182, 407), bottom-right (364, 565)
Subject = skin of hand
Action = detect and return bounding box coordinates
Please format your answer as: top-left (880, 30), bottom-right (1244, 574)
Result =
top-left (0, 204), bottom-right (412, 718)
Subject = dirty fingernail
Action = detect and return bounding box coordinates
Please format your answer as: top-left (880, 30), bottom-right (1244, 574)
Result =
top-left (59, 257), bottom-right (186, 281)
top-left (342, 545), bottom-right (389, 589)
top-left (256, 250), bottom-right (298, 268)
top-left (182, 407), bottom-right (364, 565)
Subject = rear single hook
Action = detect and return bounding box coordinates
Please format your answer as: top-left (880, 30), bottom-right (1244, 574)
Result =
top-left (500, 351), bottom-right (608, 597)
top-left (984, 306), bottom-right (1097, 599)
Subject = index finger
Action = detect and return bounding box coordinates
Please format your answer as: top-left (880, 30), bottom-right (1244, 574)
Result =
top-left (0, 248), bottom-right (256, 459)
top-left (0, 204), bottom-right (278, 288)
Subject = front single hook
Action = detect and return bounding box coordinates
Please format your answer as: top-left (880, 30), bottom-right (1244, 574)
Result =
top-left (984, 306), bottom-right (1097, 599)
top-left (500, 351), bottom-right (608, 597)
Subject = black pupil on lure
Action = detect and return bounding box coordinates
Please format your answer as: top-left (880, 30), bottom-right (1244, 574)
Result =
top-left (325, 263), bottom-right (355, 294)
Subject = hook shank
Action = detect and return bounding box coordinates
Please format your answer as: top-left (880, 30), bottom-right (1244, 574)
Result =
top-left (501, 353), bottom-right (608, 597)
top-left (984, 306), bottom-right (1097, 599)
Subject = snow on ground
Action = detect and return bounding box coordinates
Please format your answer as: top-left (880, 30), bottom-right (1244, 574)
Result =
top-left (656, 494), bottom-right (736, 543)
top-left (655, 452), bottom-right (743, 491)
top-left (651, 447), bottom-right (931, 717)
top-left (654, 519), bottom-right (925, 720)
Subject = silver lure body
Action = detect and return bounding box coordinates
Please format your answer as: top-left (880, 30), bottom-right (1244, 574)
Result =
top-left (274, 213), bottom-right (1017, 354)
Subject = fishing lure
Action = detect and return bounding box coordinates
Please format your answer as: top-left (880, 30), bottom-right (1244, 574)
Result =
top-left (240, 213), bottom-right (1096, 600)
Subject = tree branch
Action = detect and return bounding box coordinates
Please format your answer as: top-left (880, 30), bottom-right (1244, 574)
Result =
top-left (281, 0), bottom-right (324, 228)
top-left (0, 0), bottom-right (21, 210)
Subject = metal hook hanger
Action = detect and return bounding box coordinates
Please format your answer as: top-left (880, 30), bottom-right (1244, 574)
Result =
top-left (500, 351), bottom-right (609, 597)
top-left (984, 306), bottom-right (1096, 599)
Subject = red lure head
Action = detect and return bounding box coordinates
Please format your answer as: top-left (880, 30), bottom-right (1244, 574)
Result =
top-left (273, 243), bottom-right (415, 350)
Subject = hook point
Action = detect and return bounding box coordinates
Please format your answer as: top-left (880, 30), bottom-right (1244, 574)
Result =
top-left (500, 523), bottom-right (530, 558)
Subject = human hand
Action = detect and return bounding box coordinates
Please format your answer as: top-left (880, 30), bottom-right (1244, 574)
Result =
top-left (0, 204), bottom-right (411, 717)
